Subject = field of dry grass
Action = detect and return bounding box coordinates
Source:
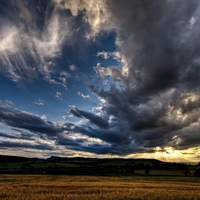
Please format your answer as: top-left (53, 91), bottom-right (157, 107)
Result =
top-left (0, 175), bottom-right (200, 200)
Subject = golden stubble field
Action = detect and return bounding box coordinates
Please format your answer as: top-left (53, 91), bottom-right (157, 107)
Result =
top-left (0, 175), bottom-right (200, 200)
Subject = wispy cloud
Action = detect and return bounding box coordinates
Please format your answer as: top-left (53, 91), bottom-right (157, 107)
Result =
top-left (78, 91), bottom-right (90, 99)
top-left (34, 99), bottom-right (45, 106)
top-left (97, 51), bottom-right (121, 61)
top-left (69, 64), bottom-right (77, 71)
top-left (94, 63), bottom-right (123, 81)
top-left (41, 114), bottom-right (47, 120)
top-left (55, 91), bottom-right (62, 100)
top-left (0, 0), bottom-right (73, 83)
top-left (62, 115), bottom-right (67, 120)
top-left (97, 51), bottom-right (109, 59)
top-left (5, 100), bottom-right (15, 106)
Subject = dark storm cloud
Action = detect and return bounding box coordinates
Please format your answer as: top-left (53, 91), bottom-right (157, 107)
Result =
top-left (84, 0), bottom-right (200, 153)
top-left (104, 0), bottom-right (199, 89)
top-left (0, 129), bottom-right (36, 140)
top-left (11, 128), bottom-right (34, 139)
top-left (0, 131), bottom-right (17, 139)
top-left (75, 123), bottom-right (129, 144)
top-left (0, 140), bottom-right (53, 151)
top-left (56, 131), bottom-right (146, 155)
top-left (0, 101), bottom-right (140, 155)
top-left (70, 107), bottom-right (109, 129)
top-left (0, 102), bottom-right (74, 135)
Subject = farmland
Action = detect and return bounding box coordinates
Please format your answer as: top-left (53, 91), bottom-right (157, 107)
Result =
top-left (0, 155), bottom-right (200, 199)
top-left (0, 175), bottom-right (200, 200)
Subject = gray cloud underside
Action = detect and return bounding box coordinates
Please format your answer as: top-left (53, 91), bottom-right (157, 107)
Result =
top-left (0, 102), bottom-right (145, 155)
top-left (0, 140), bottom-right (53, 151)
top-left (1, 89), bottom-right (200, 156)
top-left (0, 131), bottom-right (18, 139)
top-left (70, 107), bottom-right (109, 129)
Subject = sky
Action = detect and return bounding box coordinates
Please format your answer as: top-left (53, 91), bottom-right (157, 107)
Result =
top-left (0, 0), bottom-right (200, 163)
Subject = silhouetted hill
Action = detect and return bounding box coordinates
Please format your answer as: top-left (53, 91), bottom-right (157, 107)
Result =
top-left (0, 155), bottom-right (198, 176)
top-left (0, 155), bottom-right (43, 162)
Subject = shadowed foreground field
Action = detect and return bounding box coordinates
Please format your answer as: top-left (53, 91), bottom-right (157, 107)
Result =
top-left (0, 175), bottom-right (200, 200)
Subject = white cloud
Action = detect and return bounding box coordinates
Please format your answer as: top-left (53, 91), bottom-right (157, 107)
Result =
top-left (92, 106), bottom-right (103, 116)
top-left (41, 115), bottom-right (47, 120)
top-left (97, 51), bottom-right (121, 61)
top-left (69, 64), bottom-right (77, 71)
top-left (59, 77), bottom-right (67, 84)
top-left (98, 97), bottom-right (106, 104)
top-left (34, 99), bottom-right (45, 106)
top-left (53, 0), bottom-right (111, 38)
top-left (46, 61), bottom-right (55, 67)
top-left (189, 17), bottom-right (196, 26)
top-left (48, 78), bottom-right (67, 90)
top-left (92, 106), bottom-right (102, 112)
top-left (94, 63), bottom-right (123, 82)
top-left (112, 51), bottom-right (121, 61)
top-left (55, 91), bottom-right (62, 100)
top-left (97, 51), bottom-right (109, 59)
top-left (60, 71), bottom-right (71, 78)
top-left (5, 100), bottom-right (15, 106)
top-left (78, 91), bottom-right (90, 99)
